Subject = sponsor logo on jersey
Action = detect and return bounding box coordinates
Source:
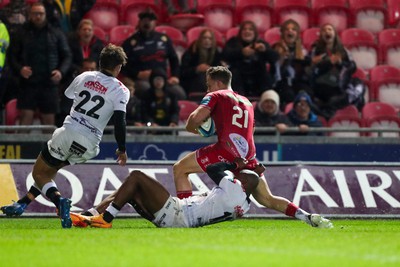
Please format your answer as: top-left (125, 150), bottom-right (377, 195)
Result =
top-left (50, 146), bottom-right (65, 158)
top-left (200, 95), bottom-right (211, 106)
top-left (84, 81), bottom-right (108, 94)
top-left (229, 133), bottom-right (249, 158)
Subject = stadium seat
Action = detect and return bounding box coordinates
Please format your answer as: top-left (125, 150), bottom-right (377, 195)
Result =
top-left (369, 65), bottom-right (400, 110)
top-left (362, 102), bottom-right (398, 120)
top-left (302, 27), bottom-right (320, 51)
top-left (341, 28), bottom-right (378, 71)
top-left (187, 92), bottom-right (206, 103)
top-left (335, 105), bottom-right (360, 117)
top-left (84, 0), bottom-right (120, 32)
top-left (93, 26), bottom-right (108, 42)
top-left (186, 26), bottom-right (225, 48)
top-left (263, 27), bottom-right (281, 46)
top-left (235, 0), bottom-right (273, 34)
top-left (5, 99), bottom-right (19, 126)
top-left (155, 25), bottom-right (187, 61)
top-left (120, 0), bottom-right (158, 27)
top-left (109, 25), bottom-right (135, 46)
top-left (197, 0), bottom-right (235, 34)
top-left (378, 29), bottom-right (400, 67)
top-left (178, 100), bottom-right (198, 122)
top-left (348, 0), bottom-right (387, 34)
top-left (311, 0), bottom-right (349, 33)
top-left (0, 0), bottom-right (10, 9)
top-left (273, 0), bottom-right (311, 32)
top-left (328, 115), bottom-right (364, 137)
top-left (225, 27), bottom-right (239, 41)
top-left (364, 115), bottom-right (400, 137)
top-left (387, 0), bottom-right (400, 27)
top-left (168, 13), bottom-right (204, 32)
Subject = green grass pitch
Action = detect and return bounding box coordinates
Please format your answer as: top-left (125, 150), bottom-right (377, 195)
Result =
top-left (0, 218), bottom-right (399, 267)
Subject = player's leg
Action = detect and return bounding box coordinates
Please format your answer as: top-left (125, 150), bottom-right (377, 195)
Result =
top-left (33, 149), bottom-right (72, 228)
top-left (90, 170), bottom-right (170, 228)
top-left (173, 151), bottom-right (203, 199)
top-left (253, 176), bottom-right (332, 228)
top-left (1, 185), bottom-right (41, 216)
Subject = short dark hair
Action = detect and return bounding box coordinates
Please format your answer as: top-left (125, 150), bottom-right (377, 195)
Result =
top-left (206, 66), bottom-right (232, 86)
top-left (99, 44), bottom-right (127, 71)
top-left (138, 9), bottom-right (157, 21)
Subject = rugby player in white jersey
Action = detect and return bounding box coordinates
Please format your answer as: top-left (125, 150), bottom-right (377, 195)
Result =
top-left (1, 44), bottom-right (130, 228)
top-left (70, 158), bottom-right (260, 228)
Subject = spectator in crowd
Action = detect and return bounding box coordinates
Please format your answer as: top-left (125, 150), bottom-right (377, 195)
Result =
top-left (222, 20), bottom-right (279, 97)
top-left (180, 28), bottom-right (223, 95)
top-left (67, 19), bottom-right (104, 80)
top-left (56, 58), bottom-right (97, 127)
top-left (273, 19), bottom-right (312, 108)
top-left (121, 10), bottom-right (186, 100)
top-left (0, 0), bottom-right (27, 28)
top-left (123, 77), bottom-right (144, 127)
top-left (42, 0), bottom-right (96, 32)
top-left (141, 68), bottom-right (180, 132)
top-left (254, 90), bottom-right (292, 135)
top-left (8, 2), bottom-right (72, 128)
top-left (162, 0), bottom-right (197, 15)
top-left (287, 91), bottom-right (324, 136)
top-left (309, 23), bottom-right (364, 119)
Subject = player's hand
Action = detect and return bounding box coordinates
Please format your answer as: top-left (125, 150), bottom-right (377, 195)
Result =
top-left (51, 70), bottom-right (62, 84)
top-left (233, 157), bottom-right (248, 169)
top-left (20, 66), bottom-right (32, 79)
top-left (254, 164), bottom-right (266, 176)
top-left (116, 149), bottom-right (127, 166)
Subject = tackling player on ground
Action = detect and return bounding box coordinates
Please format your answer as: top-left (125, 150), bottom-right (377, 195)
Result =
top-left (71, 158), bottom-right (259, 228)
top-left (173, 66), bottom-right (332, 228)
top-left (1, 44), bottom-right (130, 228)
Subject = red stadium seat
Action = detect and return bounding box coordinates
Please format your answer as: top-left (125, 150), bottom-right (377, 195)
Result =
top-left (362, 102), bottom-right (398, 120)
top-left (186, 26), bottom-right (224, 48)
top-left (84, 0), bottom-right (120, 32)
top-left (311, 0), bottom-right (349, 33)
top-left (378, 29), bottom-right (400, 67)
top-left (225, 27), bottom-right (239, 41)
top-left (349, 0), bottom-right (387, 34)
top-left (341, 28), bottom-right (378, 71)
top-left (263, 27), bottom-right (281, 46)
top-left (120, 0), bottom-right (158, 27)
top-left (335, 105), bottom-right (360, 118)
top-left (0, 0), bottom-right (10, 9)
top-left (235, 0), bottom-right (273, 34)
top-left (5, 99), bottom-right (19, 126)
top-left (93, 26), bottom-right (108, 42)
top-left (364, 115), bottom-right (400, 137)
top-left (369, 65), bottom-right (400, 110)
top-left (273, 0), bottom-right (311, 32)
top-left (387, 0), bottom-right (400, 27)
top-left (328, 115), bottom-right (364, 137)
top-left (109, 25), bottom-right (135, 46)
top-left (302, 27), bottom-right (320, 51)
top-left (168, 13), bottom-right (204, 32)
top-left (178, 100), bottom-right (198, 121)
top-left (197, 0), bottom-right (235, 34)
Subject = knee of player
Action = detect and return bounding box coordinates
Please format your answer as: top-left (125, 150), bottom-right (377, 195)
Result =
top-left (128, 170), bottom-right (146, 181)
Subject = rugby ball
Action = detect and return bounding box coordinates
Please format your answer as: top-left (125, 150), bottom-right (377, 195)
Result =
top-left (198, 117), bottom-right (216, 137)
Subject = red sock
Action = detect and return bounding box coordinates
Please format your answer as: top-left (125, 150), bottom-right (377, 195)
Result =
top-left (177, 190), bottom-right (192, 199)
top-left (285, 202), bottom-right (298, 217)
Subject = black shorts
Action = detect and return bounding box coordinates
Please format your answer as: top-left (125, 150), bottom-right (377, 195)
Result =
top-left (17, 83), bottom-right (60, 114)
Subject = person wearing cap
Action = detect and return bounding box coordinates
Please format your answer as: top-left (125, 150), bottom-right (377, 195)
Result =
top-left (254, 89), bottom-right (292, 135)
top-left (121, 9), bottom-right (186, 101)
top-left (287, 91), bottom-right (324, 136)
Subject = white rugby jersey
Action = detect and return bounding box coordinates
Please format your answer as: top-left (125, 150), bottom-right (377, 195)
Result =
top-left (183, 172), bottom-right (250, 227)
top-left (63, 71), bottom-right (130, 142)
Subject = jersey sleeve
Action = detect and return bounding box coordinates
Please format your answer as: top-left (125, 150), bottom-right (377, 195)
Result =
top-left (65, 74), bottom-right (82, 99)
top-left (113, 84), bottom-right (130, 112)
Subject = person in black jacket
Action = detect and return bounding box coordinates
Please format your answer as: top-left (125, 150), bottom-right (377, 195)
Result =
top-left (121, 10), bottom-right (186, 100)
top-left (222, 20), bottom-right (279, 97)
top-left (141, 68), bottom-right (180, 133)
top-left (180, 27), bottom-right (223, 95)
top-left (8, 2), bottom-right (72, 128)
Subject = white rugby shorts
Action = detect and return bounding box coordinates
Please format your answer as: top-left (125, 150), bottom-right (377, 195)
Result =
top-left (152, 196), bottom-right (189, 228)
top-left (47, 127), bottom-right (100, 165)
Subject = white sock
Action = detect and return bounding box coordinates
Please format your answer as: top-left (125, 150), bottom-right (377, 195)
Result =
top-left (105, 204), bottom-right (120, 218)
top-left (295, 208), bottom-right (311, 224)
top-left (41, 181), bottom-right (58, 196)
top-left (87, 208), bottom-right (99, 216)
